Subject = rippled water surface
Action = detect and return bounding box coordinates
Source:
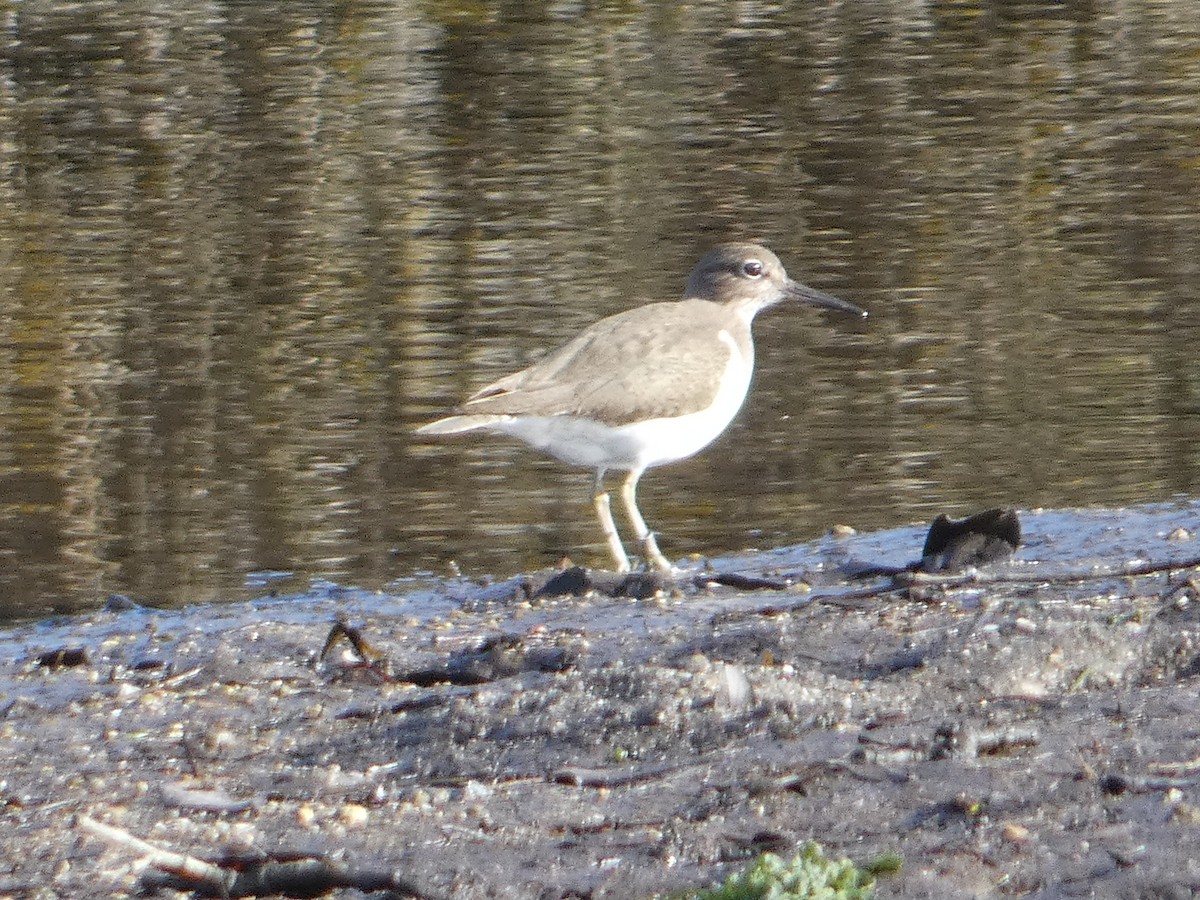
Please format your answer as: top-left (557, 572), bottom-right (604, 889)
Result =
top-left (1, 1), bottom-right (1198, 620)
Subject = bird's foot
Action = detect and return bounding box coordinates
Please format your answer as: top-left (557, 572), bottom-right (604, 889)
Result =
top-left (639, 533), bottom-right (675, 574)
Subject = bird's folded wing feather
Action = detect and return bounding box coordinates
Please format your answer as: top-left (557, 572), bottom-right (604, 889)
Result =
top-left (460, 300), bottom-right (732, 426)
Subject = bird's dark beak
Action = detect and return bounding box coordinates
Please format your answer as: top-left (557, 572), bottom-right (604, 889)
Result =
top-left (787, 280), bottom-right (867, 318)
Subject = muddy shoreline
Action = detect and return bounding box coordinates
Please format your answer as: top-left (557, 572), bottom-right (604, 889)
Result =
top-left (4, 502), bottom-right (1200, 898)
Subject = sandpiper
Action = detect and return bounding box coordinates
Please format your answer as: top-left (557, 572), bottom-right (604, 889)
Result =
top-left (418, 243), bottom-right (866, 572)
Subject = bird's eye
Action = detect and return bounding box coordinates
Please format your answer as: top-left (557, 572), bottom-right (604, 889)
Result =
top-left (741, 260), bottom-right (764, 278)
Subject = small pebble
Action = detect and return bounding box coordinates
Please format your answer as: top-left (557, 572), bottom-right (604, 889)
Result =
top-left (340, 804), bottom-right (369, 827)
top-left (463, 780), bottom-right (493, 801)
top-left (1002, 822), bottom-right (1031, 844)
top-left (116, 683), bottom-right (140, 702)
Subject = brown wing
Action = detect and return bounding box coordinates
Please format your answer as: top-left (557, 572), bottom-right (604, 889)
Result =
top-left (459, 300), bottom-right (733, 426)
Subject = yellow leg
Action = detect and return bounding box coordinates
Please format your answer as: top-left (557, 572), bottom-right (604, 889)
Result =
top-left (620, 469), bottom-right (673, 572)
top-left (592, 471), bottom-right (630, 572)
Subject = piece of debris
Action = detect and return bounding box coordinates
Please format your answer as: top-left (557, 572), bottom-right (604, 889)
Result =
top-left (917, 507), bottom-right (1021, 573)
top-left (77, 815), bottom-right (443, 899)
top-left (529, 565), bottom-right (670, 600)
top-left (34, 647), bottom-right (89, 670)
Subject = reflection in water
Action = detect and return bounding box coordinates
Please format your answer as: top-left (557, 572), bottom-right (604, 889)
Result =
top-left (0, 1), bottom-right (1198, 620)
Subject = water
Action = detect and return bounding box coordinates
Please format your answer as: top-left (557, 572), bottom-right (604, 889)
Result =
top-left (1, 0), bottom-right (1198, 620)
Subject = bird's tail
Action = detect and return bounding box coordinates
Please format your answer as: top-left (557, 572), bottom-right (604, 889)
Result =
top-left (415, 415), bottom-right (509, 436)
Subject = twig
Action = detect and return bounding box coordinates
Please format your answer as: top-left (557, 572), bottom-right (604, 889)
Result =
top-left (76, 814), bottom-right (443, 899)
top-left (77, 815), bottom-right (230, 890)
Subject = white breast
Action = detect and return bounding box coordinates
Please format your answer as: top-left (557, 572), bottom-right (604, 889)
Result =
top-left (622, 328), bottom-right (754, 469)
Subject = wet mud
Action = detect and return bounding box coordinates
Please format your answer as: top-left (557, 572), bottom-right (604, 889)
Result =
top-left (4, 501), bottom-right (1200, 898)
